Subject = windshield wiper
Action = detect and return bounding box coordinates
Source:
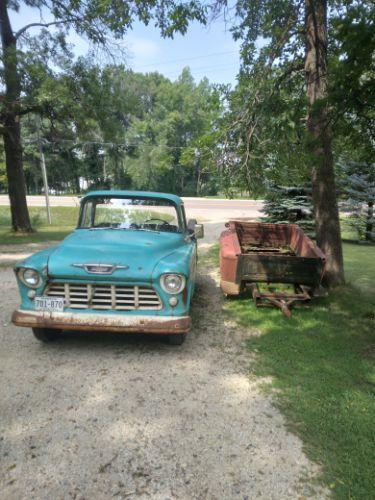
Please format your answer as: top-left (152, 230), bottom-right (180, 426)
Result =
top-left (132, 227), bottom-right (160, 233)
top-left (87, 226), bottom-right (161, 233)
top-left (88, 226), bottom-right (124, 231)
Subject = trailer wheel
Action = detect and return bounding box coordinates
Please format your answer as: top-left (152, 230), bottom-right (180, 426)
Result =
top-left (32, 328), bottom-right (61, 343)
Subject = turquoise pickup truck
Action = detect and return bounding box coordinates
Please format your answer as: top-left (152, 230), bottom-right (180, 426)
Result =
top-left (12, 191), bottom-right (204, 345)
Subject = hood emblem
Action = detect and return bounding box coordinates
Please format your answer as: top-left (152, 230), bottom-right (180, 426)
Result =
top-left (72, 263), bottom-right (129, 275)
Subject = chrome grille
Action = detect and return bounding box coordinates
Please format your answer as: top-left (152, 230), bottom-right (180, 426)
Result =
top-left (45, 283), bottom-right (162, 310)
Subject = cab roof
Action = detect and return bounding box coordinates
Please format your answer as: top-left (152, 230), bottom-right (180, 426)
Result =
top-left (81, 190), bottom-right (183, 206)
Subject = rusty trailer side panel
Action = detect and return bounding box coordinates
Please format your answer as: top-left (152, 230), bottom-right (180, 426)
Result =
top-left (236, 254), bottom-right (325, 286)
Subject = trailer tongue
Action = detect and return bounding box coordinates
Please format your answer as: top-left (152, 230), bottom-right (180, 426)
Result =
top-left (220, 221), bottom-right (326, 317)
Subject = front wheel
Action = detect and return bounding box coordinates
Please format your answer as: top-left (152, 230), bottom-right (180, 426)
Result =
top-left (168, 333), bottom-right (186, 345)
top-left (32, 328), bottom-right (61, 343)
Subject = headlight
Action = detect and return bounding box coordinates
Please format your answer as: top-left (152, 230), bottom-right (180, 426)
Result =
top-left (160, 274), bottom-right (186, 294)
top-left (18, 268), bottom-right (42, 288)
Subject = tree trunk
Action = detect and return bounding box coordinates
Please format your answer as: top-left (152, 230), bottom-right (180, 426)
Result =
top-left (365, 201), bottom-right (373, 241)
top-left (0, 0), bottom-right (32, 232)
top-left (305, 0), bottom-right (344, 286)
top-left (195, 155), bottom-right (201, 196)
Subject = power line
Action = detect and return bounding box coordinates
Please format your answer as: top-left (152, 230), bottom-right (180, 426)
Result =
top-left (134, 50), bottom-right (238, 69)
top-left (163, 62), bottom-right (239, 79)
top-left (23, 138), bottom-right (217, 151)
top-left (164, 61), bottom-right (238, 74)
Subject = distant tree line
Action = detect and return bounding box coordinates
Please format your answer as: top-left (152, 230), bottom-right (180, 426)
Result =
top-left (1, 64), bottom-right (224, 197)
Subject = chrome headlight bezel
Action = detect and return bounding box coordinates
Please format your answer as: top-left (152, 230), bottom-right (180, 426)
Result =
top-left (160, 273), bottom-right (186, 295)
top-left (18, 268), bottom-right (42, 289)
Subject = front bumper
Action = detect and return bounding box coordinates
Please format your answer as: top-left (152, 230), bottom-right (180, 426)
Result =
top-left (12, 310), bottom-right (191, 334)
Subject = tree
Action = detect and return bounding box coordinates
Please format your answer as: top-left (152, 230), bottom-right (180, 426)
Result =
top-left (0, 0), bottom-right (206, 232)
top-left (119, 67), bottom-right (222, 195)
top-left (219, 59), bottom-right (309, 197)
top-left (13, 61), bottom-right (223, 196)
top-left (304, 0), bottom-right (344, 285)
top-left (340, 162), bottom-right (375, 242)
top-left (213, 0), bottom-right (373, 286)
top-left (262, 185), bottom-right (315, 235)
top-left (330, 1), bottom-right (375, 157)
top-left (0, 0), bottom-right (32, 231)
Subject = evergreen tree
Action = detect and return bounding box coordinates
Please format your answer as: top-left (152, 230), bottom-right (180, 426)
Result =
top-left (340, 162), bottom-right (375, 241)
top-left (262, 185), bottom-right (315, 236)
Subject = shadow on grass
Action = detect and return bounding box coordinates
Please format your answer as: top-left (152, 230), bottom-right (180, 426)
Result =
top-left (224, 285), bottom-right (374, 498)
top-left (0, 206), bottom-right (78, 244)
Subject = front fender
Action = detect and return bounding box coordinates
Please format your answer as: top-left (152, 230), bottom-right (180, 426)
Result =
top-left (14, 246), bottom-right (58, 309)
top-left (152, 241), bottom-right (196, 310)
top-left (14, 246), bottom-right (58, 273)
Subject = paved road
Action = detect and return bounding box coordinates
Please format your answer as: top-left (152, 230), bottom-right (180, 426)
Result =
top-left (0, 195), bottom-right (264, 224)
top-left (0, 195), bottom-right (263, 209)
top-left (184, 199), bottom-right (263, 222)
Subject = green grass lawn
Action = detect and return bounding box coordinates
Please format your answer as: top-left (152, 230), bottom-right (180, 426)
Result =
top-left (214, 242), bottom-right (375, 499)
top-left (0, 206), bottom-right (79, 244)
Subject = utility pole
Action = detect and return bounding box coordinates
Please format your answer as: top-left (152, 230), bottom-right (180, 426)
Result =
top-left (195, 148), bottom-right (201, 196)
top-left (37, 121), bottom-right (52, 224)
top-left (24, 128), bottom-right (52, 224)
top-left (39, 141), bottom-right (52, 225)
top-left (103, 152), bottom-right (107, 180)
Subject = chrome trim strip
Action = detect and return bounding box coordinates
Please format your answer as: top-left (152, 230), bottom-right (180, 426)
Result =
top-left (72, 263), bottom-right (129, 274)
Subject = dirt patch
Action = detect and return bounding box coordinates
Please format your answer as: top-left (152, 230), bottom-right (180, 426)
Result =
top-left (0, 262), bottom-right (326, 499)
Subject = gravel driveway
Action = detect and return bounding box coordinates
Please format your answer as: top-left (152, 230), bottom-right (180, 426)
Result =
top-left (0, 261), bottom-right (325, 499)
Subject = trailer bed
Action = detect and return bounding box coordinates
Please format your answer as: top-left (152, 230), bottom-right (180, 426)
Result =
top-left (220, 221), bottom-right (326, 296)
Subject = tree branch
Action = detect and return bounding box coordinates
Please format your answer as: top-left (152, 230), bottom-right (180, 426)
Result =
top-left (17, 105), bottom-right (42, 116)
top-left (15, 21), bottom-right (67, 39)
top-left (275, 62), bottom-right (305, 88)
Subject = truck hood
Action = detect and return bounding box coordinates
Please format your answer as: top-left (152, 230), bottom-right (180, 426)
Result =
top-left (47, 229), bottom-right (186, 281)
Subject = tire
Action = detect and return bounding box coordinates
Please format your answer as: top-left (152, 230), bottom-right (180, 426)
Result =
top-left (168, 333), bottom-right (186, 345)
top-left (32, 328), bottom-right (61, 343)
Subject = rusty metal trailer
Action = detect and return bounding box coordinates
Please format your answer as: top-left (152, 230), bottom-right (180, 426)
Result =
top-left (220, 221), bottom-right (326, 317)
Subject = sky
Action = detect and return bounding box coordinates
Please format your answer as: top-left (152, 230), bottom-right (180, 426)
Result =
top-left (10, 4), bottom-right (241, 87)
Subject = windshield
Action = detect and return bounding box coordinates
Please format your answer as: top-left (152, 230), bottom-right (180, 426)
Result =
top-left (79, 196), bottom-right (182, 233)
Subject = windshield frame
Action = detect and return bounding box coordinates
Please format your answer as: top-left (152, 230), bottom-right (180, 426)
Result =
top-left (77, 195), bottom-right (185, 233)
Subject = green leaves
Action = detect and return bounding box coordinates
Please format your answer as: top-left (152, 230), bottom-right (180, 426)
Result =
top-left (18, 60), bottom-right (223, 195)
top-left (13, 1), bottom-right (207, 43)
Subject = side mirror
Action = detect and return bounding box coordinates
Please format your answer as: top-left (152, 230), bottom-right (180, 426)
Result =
top-left (194, 223), bottom-right (204, 239)
top-left (187, 219), bottom-right (204, 239)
